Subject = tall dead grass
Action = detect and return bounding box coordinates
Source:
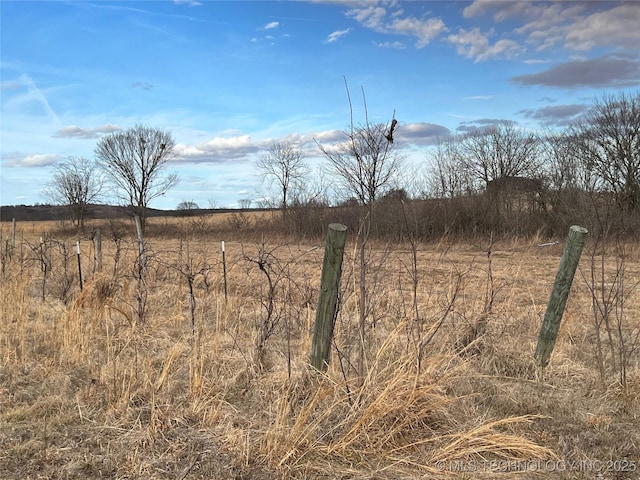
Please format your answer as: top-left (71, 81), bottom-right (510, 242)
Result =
top-left (262, 325), bottom-right (554, 477)
top-left (1, 217), bottom-right (639, 478)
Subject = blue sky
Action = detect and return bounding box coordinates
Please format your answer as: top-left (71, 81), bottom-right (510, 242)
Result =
top-left (1, 0), bottom-right (639, 209)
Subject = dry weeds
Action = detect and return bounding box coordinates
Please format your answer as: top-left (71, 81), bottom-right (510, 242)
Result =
top-left (1, 215), bottom-right (639, 479)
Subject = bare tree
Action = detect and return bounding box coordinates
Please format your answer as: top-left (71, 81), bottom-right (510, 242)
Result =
top-left (176, 200), bottom-right (199, 210)
top-left (540, 128), bottom-right (597, 217)
top-left (298, 164), bottom-right (332, 207)
top-left (427, 135), bottom-right (477, 198)
top-left (318, 121), bottom-right (401, 209)
top-left (572, 91), bottom-right (640, 211)
top-left (176, 200), bottom-right (200, 216)
top-left (238, 198), bottom-right (252, 209)
top-left (43, 157), bottom-right (104, 227)
top-left (256, 141), bottom-right (307, 222)
top-left (458, 121), bottom-right (541, 188)
top-left (95, 124), bottom-right (178, 231)
top-left (455, 121), bottom-right (541, 219)
top-left (316, 80), bottom-right (403, 377)
top-left (541, 129), bottom-right (583, 192)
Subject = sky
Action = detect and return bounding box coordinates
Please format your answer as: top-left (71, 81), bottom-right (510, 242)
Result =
top-left (1, 0), bottom-right (639, 210)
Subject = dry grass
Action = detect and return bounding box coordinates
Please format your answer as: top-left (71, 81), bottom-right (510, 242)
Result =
top-left (1, 214), bottom-right (639, 479)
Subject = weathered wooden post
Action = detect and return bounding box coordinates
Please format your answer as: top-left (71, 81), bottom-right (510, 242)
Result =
top-left (309, 223), bottom-right (348, 372)
top-left (11, 218), bottom-right (16, 249)
top-left (133, 215), bottom-right (147, 323)
top-left (134, 215), bottom-right (145, 265)
top-left (96, 229), bottom-right (102, 272)
top-left (221, 241), bottom-right (228, 301)
top-left (535, 225), bottom-right (588, 367)
top-left (76, 241), bottom-right (83, 292)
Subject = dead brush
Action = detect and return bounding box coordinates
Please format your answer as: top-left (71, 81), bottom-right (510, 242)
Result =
top-left (260, 323), bottom-right (554, 477)
top-left (0, 271), bottom-right (30, 363)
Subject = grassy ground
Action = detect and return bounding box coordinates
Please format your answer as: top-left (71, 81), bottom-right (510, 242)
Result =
top-left (1, 215), bottom-right (639, 479)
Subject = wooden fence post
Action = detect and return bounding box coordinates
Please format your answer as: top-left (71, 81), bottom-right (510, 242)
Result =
top-left (11, 218), bottom-right (16, 249)
top-left (133, 215), bottom-right (147, 323)
top-left (309, 223), bottom-right (348, 372)
top-left (134, 215), bottom-right (145, 265)
top-left (221, 241), bottom-right (228, 301)
top-left (96, 229), bottom-right (102, 272)
top-left (76, 241), bottom-right (83, 292)
top-left (535, 225), bottom-right (588, 367)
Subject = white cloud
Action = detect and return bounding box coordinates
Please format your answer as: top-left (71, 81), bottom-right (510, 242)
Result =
top-left (345, 3), bottom-right (447, 48)
top-left (172, 128), bottom-right (351, 164)
top-left (396, 122), bottom-right (451, 145)
top-left (325, 28), bottom-right (351, 44)
top-left (53, 124), bottom-right (121, 139)
top-left (373, 40), bottom-right (405, 49)
top-left (306, 129), bottom-right (343, 144)
top-left (5, 153), bottom-right (61, 167)
top-left (174, 134), bottom-right (264, 163)
top-left (173, 0), bottom-right (202, 6)
top-left (446, 28), bottom-right (524, 62)
top-left (565, 4), bottom-right (640, 51)
top-left (463, 1), bottom-right (537, 22)
top-left (390, 16), bottom-right (446, 47)
top-left (346, 5), bottom-right (387, 29)
top-left (263, 21), bottom-right (280, 30)
top-left (307, 123), bottom-right (450, 148)
top-left (464, 1), bottom-right (639, 54)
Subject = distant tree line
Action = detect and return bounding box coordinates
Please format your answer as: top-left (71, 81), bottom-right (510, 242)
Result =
top-left (258, 90), bottom-right (640, 239)
top-left (43, 91), bottom-right (639, 239)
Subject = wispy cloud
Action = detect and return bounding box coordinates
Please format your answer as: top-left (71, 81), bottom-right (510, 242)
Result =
top-left (339, 1), bottom-right (638, 61)
top-left (53, 124), bottom-right (121, 139)
top-left (464, 95), bottom-right (494, 100)
top-left (564, 4), bottom-right (640, 51)
top-left (263, 21), bottom-right (280, 30)
top-left (1, 80), bottom-right (23, 90)
top-left (346, 4), bottom-right (447, 48)
top-left (4, 74), bottom-right (60, 125)
top-left (463, 0), bottom-right (639, 54)
top-left (173, 0), bottom-right (202, 7)
top-left (446, 27), bottom-right (524, 62)
top-left (373, 40), bottom-right (405, 49)
top-left (325, 28), bottom-right (351, 44)
top-left (346, 5), bottom-right (387, 29)
top-left (5, 153), bottom-right (61, 167)
top-left (132, 81), bottom-right (154, 91)
top-left (389, 16), bottom-right (447, 48)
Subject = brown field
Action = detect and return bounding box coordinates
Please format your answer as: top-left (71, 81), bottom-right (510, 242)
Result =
top-left (1, 213), bottom-right (639, 479)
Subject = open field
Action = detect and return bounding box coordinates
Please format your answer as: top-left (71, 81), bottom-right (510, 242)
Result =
top-left (1, 214), bottom-right (639, 479)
